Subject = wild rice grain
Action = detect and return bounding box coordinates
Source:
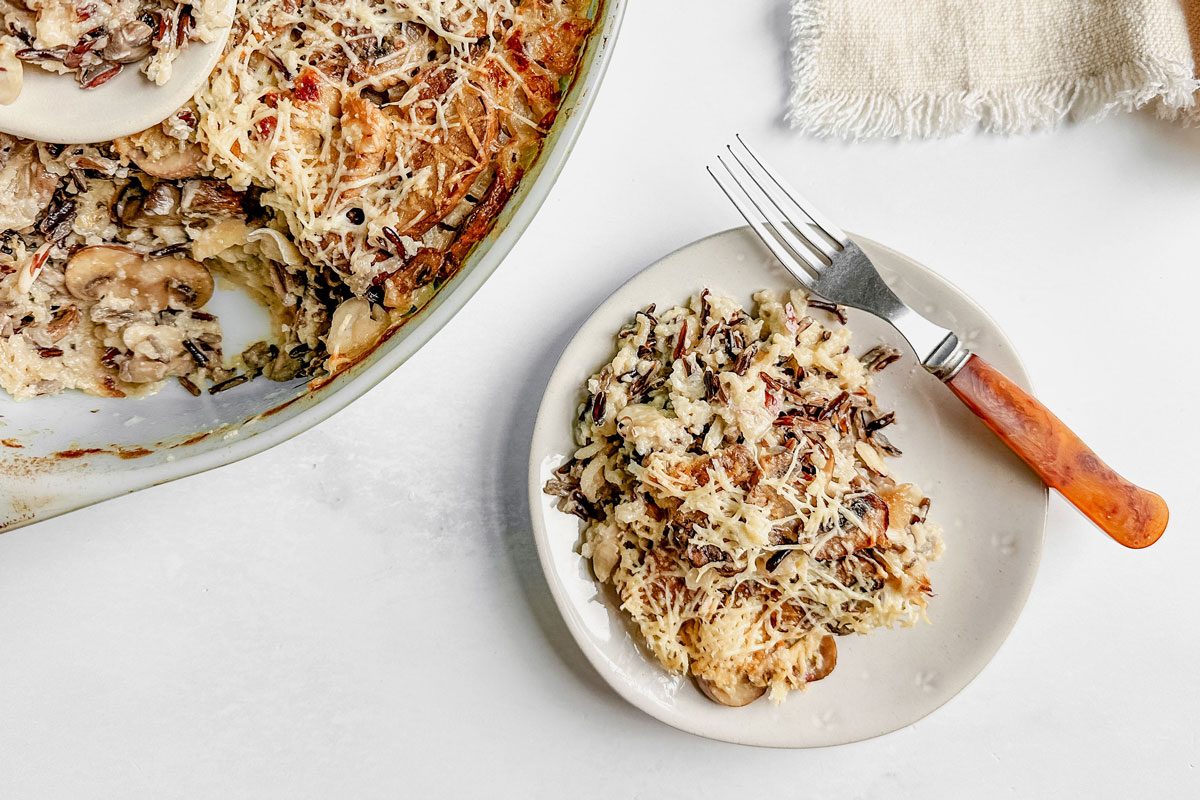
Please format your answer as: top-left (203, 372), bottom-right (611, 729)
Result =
top-left (209, 374), bottom-right (249, 394)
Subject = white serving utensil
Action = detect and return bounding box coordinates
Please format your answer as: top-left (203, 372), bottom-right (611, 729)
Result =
top-left (0, 0), bottom-right (235, 143)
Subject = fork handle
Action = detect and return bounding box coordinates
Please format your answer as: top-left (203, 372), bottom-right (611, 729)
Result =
top-left (945, 354), bottom-right (1168, 548)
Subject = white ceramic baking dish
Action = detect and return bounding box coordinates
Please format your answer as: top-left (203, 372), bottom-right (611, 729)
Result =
top-left (0, 0), bottom-right (627, 532)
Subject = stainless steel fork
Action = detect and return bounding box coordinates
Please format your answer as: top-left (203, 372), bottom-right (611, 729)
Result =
top-left (709, 137), bottom-right (1168, 549)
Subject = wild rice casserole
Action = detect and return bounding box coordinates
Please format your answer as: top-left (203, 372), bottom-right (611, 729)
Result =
top-left (0, 0), bottom-right (595, 399)
top-left (546, 289), bottom-right (944, 706)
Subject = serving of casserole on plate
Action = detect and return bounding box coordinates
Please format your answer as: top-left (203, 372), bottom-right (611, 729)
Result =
top-left (530, 229), bottom-right (1046, 747)
top-left (0, 0), bottom-right (625, 530)
top-left (545, 287), bottom-right (944, 707)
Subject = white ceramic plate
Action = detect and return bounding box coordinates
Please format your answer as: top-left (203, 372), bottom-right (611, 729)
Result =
top-left (528, 228), bottom-right (1047, 748)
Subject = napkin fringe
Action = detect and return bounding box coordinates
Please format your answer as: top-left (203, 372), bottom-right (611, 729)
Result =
top-left (787, 0), bottom-right (1198, 139)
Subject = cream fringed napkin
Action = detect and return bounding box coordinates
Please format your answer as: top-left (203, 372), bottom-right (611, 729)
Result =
top-left (788, 0), bottom-right (1200, 138)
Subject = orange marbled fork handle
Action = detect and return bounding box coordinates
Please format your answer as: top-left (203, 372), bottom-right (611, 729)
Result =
top-left (946, 354), bottom-right (1168, 548)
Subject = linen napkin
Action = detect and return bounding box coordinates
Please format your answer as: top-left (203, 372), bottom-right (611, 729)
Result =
top-left (788, 0), bottom-right (1200, 138)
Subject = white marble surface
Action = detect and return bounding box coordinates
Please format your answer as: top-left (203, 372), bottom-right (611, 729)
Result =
top-left (2, 2), bottom-right (1197, 797)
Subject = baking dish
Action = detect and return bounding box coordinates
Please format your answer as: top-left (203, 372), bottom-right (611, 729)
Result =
top-left (0, 0), bottom-right (626, 531)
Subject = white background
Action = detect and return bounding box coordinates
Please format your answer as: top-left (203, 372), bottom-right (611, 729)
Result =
top-left (2, 2), bottom-right (1198, 797)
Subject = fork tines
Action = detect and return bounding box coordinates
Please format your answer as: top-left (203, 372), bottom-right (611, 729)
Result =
top-left (708, 136), bottom-right (848, 286)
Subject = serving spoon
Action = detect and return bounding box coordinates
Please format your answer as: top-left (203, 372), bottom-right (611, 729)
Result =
top-left (0, 0), bottom-right (235, 144)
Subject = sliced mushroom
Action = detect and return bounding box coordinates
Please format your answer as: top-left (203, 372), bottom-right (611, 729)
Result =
top-left (686, 543), bottom-right (727, 569)
top-left (102, 19), bottom-right (154, 64)
top-left (137, 182), bottom-right (183, 223)
top-left (0, 135), bottom-right (56, 230)
top-left (695, 676), bottom-right (767, 708)
top-left (116, 322), bottom-right (196, 383)
top-left (65, 153), bottom-right (120, 176)
top-left (113, 181), bottom-right (146, 226)
top-left (180, 180), bottom-right (245, 217)
top-left (64, 245), bottom-right (213, 312)
top-left (113, 127), bottom-right (204, 179)
top-left (804, 635), bottom-right (838, 683)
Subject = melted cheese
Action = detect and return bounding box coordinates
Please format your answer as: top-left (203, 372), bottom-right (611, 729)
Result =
top-left (194, 0), bottom-right (555, 293)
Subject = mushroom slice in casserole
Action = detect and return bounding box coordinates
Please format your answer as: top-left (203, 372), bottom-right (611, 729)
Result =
top-left (545, 289), bottom-right (944, 705)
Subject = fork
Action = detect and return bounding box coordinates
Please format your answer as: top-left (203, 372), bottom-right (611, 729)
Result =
top-left (709, 137), bottom-right (1168, 549)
